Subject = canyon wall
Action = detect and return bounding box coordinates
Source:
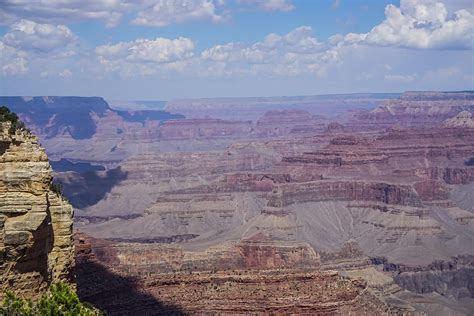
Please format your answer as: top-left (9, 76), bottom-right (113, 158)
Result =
top-left (0, 121), bottom-right (74, 298)
top-left (3, 92), bottom-right (473, 314)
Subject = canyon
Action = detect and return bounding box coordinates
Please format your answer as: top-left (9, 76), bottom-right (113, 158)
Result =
top-left (1, 91), bottom-right (474, 314)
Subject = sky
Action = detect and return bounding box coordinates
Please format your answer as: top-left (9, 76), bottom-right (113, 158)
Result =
top-left (0, 0), bottom-right (473, 100)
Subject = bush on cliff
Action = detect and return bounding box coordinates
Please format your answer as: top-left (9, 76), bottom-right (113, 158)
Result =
top-left (50, 181), bottom-right (67, 201)
top-left (0, 282), bottom-right (101, 316)
top-left (0, 106), bottom-right (27, 135)
top-left (0, 291), bottom-right (34, 316)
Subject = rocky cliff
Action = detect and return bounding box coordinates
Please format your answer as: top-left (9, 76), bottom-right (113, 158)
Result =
top-left (0, 120), bottom-right (74, 298)
top-left (74, 232), bottom-right (391, 315)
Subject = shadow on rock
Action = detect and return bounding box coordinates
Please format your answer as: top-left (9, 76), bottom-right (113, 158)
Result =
top-left (76, 260), bottom-right (185, 315)
top-left (59, 166), bottom-right (128, 208)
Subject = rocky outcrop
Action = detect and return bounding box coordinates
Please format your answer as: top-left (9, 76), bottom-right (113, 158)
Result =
top-left (0, 121), bottom-right (74, 298)
top-left (396, 267), bottom-right (474, 299)
top-left (268, 181), bottom-right (423, 207)
top-left (373, 255), bottom-right (474, 299)
top-left (75, 231), bottom-right (320, 275)
top-left (444, 111), bottom-right (474, 128)
top-left (75, 232), bottom-right (390, 315)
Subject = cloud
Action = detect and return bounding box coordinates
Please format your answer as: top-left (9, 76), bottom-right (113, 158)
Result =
top-left (237, 0), bottom-right (295, 12)
top-left (58, 69), bottom-right (73, 78)
top-left (2, 19), bottom-right (76, 53)
top-left (0, 42), bottom-right (28, 75)
top-left (93, 26), bottom-right (338, 78)
top-left (419, 0), bottom-right (473, 14)
top-left (342, 0), bottom-right (473, 49)
top-left (384, 73), bottom-right (417, 82)
top-left (96, 37), bottom-right (195, 76)
top-left (0, 0), bottom-right (298, 28)
top-left (423, 65), bottom-right (472, 81)
top-left (0, 19), bottom-right (81, 77)
top-left (0, 0), bottom-right (135, 27)
top-left (132, 0), bottom-right (226, 27)
top-left (0, 0), bottom-right (228, 28)
top-left (200, 26), bottom-right (336, 76)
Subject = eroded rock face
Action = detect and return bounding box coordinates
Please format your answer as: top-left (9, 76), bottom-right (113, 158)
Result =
top-left (73, 125), bottom-right (474, 267)
top-left (349, 91), bottom-right (474, 130)
top-left (74, 232), bottom-right (390, 315)
top-left (0, 122), bottom-right (74, 298)
top-left (444, 111), bottom-right (474, 128)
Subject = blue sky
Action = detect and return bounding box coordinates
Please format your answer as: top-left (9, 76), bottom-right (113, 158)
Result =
top-left (0, 0), bottom-right (473, 99)
top-left (61, 0), bottom-right (392, 49)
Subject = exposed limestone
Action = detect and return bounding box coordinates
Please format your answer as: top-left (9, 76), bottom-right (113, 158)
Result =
top-left (0, 122), bottom-right (74, 298)
top-left (444, 111), bottom-right (474, 128)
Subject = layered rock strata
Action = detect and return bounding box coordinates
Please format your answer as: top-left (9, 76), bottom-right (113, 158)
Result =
top-left (348, 91), bottom-right (474, 130)
top-left (75, 232), bottom-right (390, 315)
top-left (0, 122), bottom-right (74, 298)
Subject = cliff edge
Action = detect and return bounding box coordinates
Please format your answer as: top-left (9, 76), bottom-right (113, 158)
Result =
top-left (0, 113), bottom-right (74, 298)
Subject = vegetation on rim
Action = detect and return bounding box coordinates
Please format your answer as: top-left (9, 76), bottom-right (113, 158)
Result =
top-left (0, 106), bottom-right (28, 135)
top-left (0, 282), bottom-right (102, 316)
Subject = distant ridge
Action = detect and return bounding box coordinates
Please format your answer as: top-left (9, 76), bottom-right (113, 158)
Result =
top-left (0, 96), bottom-right (184, 140)
top-left (401, 91), bottom-right (474, 101)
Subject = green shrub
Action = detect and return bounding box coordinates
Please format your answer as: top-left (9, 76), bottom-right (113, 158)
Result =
top-left (50, 182), bottom-right (64, 197)
top-left (0, 106), bottom-right (27, 135)
top-left (0, 291), bottom-right (34, 316)
top-left (0, 282), bottom-right (101, 316)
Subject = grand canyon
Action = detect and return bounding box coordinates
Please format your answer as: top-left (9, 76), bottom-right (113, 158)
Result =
top-left (1, 0), bottom-right (473, 314)
top-left (1, 91), bottom-right (473, 314)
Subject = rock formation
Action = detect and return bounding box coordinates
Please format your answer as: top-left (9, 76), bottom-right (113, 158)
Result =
top-left (0, 120), bottom-right (74, 299)
top-left (349, 91), bottom-right (474, 130)
top-left (74, 232), bottom-right (391, 315)
top-left (444, 111), bottom-right (474, 128)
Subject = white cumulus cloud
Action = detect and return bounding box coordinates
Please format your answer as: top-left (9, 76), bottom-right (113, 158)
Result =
top-left (132, 0), bottom-right (226, 27)
top-left (200, 26), bottom-right (336, 76)
top-left (96, 37), bottom-right (195, 76)
top-left (343, 0), bottom-right (473, 49)
top-left (0, 42), bottom-right (28, 75)
top-left (2, 19), bottom-right (76, 53)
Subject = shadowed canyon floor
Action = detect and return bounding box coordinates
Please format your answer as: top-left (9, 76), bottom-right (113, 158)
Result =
top-left (3, 91), bottom-right (474, 314)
